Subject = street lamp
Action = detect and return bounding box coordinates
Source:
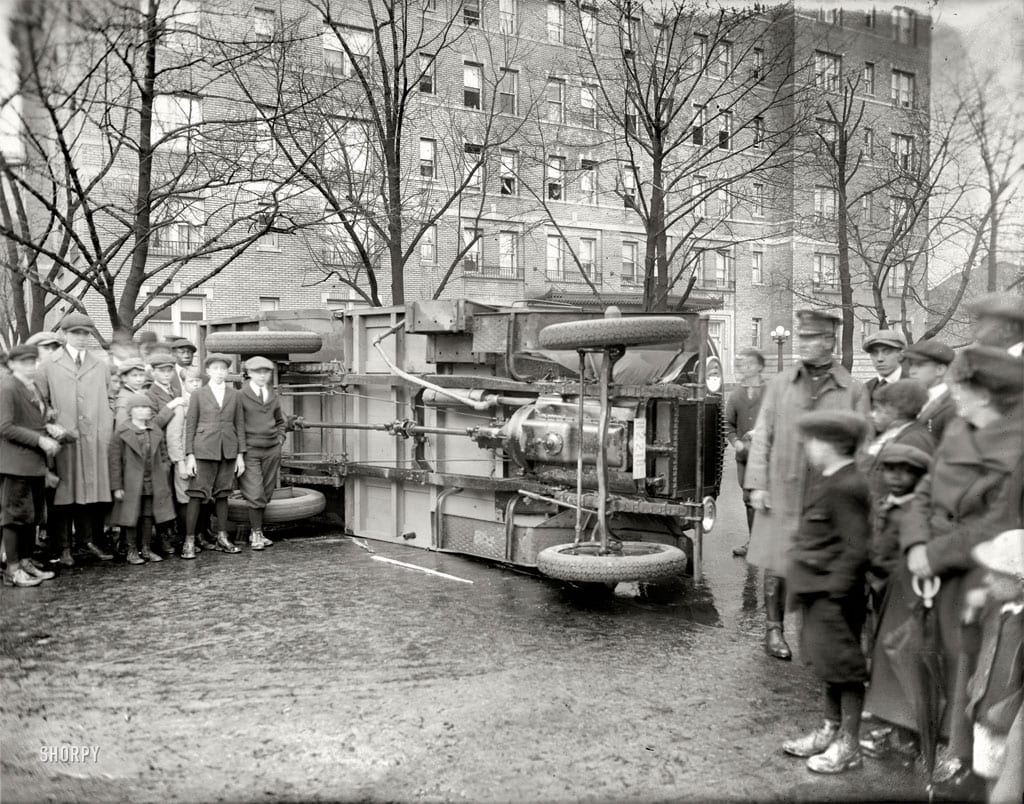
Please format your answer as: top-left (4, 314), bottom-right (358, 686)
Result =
top-left (770, 325), bottom-right (790, 372)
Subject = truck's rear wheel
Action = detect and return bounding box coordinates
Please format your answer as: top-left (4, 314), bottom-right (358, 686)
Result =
top-left (536, 541), bottom-right (687, 583)
top-left (227, 486), bottom-right (326, 524)
top-left (538, 317), bottom-right (689, 350)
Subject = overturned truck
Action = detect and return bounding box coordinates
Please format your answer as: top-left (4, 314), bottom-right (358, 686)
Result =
top-left (204, 299), bottom-right (725, 582)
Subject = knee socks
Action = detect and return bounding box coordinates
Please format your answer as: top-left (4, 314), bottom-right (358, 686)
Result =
top-left (825, 682), bottom-right (864, 737)
top-left (247, 507), bottom-right (264, 530)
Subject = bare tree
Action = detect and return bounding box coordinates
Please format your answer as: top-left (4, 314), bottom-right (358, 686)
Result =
top-left (0, 0), bottom-right (312, 343)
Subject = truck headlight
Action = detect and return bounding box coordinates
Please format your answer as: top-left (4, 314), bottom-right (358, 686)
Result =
top-left (701, 496), bottom-right (717, 532)
top-left (705, 356), bottom-right (723, 394)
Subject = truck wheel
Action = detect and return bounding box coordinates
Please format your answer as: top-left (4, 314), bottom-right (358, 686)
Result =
top-left (227, 486), bottom-right (326, 524)
top-left (205, 331), bottom-right (324, 355)
top-left (536, 541), bottom-right (688, 583)
top-left (538, 316), bottom-right (689, 350)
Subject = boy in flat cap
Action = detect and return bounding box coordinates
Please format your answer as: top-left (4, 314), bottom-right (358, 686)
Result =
top-left (182, 353), bottom-right (246, 559)
top-left (860, 379), bottom-right (934, 502)
top-left (969, 292), bottom-right (1024, 357)
top-left (37, 312), bottom-right (114, 564)
top-left (146, 351), bottom-right (188, 555)
top-left (904, 339), bottom-right (958, 444)
top-left (862, 330), bottom-right (906, 401)
top-left (168, 338), bottom-right (198, 395)
top-left (745, 309), bottom-right (870, 661)
top-left (24, 331), bottom-right (65, 357)
top-left (782, 410), bottom-right (870, 774)
top-left (113, 359), bottom-right (153, 427)
top-left (238, 356), bottom-right (286, 551)
top-left (109, 393), bottom-right (175, 565)
top-left (0, 345), bottom-right (61, 586)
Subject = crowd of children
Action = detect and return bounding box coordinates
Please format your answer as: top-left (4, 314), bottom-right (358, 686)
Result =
top-left (0, 313), bottom-right (289, 588)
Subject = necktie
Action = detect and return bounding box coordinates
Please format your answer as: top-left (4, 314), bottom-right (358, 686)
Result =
top-left (260, 389), bottom-right (265, 404)
top-left (75, 352), bottom-right (82, 368)
top-left (877, 378), bottom-right (887, 388)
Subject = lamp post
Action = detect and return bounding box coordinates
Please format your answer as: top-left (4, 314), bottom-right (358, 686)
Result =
top-left (770, 325), bottom-right (790, 373)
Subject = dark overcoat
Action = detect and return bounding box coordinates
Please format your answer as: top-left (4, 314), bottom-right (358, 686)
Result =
top-left (917, 388), bottom-right (958, 446)
top-left (185, 384), bottom-right (246, 460)
top-left (859, 420), bottom-right (935, 502)
top-left (866, 407), bottom-right (1024, 748)
top-left (36, 348), bottom-right (112, 505)
top-left (108, 421), bottom-right (175, 526)
top-left (0, 374), bottom-right (53, 477)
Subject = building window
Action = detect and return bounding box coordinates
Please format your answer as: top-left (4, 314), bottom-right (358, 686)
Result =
top-left (751, 317), bottom-right (763, 348)
top-left (464, 63), bottom-right (482, 109)
top-left (862, 62), bottom-right (875, 95)
top-left (464, 143), bottom-right (483, 187)
top-left (462, 227), bottom-right (482, 272)
top-left (419, 54), bottom-right (435, 94)
top-left (500, 149), bottom-right (518, 195)
top-left (711, 41), bottom-right (732, 78)
top-left (580, 159), bottom-right (597, 204)
top-left (546, 234), bottom-right (565, 278)
top-left (256, 229), bottom-right (279, 250)
top-left (463, 0), bottom-right (480, 27)
top-left (621, 241), bottom-right (639, 284)
top-left (814, 50), bottom-right (841, 91)
top-left (145, 294), bottom-right (206, 343)
top-left (692, 175), bottom-right (707, 216)
top-left (581, 5), bottom-right (597, 47)
top-left (153, 94), bottom-right (202, 152)
top-left (620, 14), bottom-right (639, 55)
top-left (323, 26), bottom-right (371, 78)
top-left (419, 138), bottom-right (436, 179)
top-left (816, 118), bottom-right (838, 152)
top-left (581, 84), bottom-right (597, 127)
top-left (718, 187), bottom-right (736, 218)
top-left (814, 185), bottom-right (838, 220)
top-left (499, 231), bottom-right (518, 276)
top-left (703, 249), bottom-right (732, 287)
top-left (690, 33), bottom-right (707, 72)
top-left (892, 7), bottom-right (915, 44)
top-left (622, 170), bottom-right (637, 208)
top-left (579, 237), bottom-right (596, 279)
top-left (861, 192), bottom-right (874, 223)
top-left (889, 261), bottom-right (908, 295)
top-left (691, 104), bottom-right (705, 145)
top-left (891, 196), bottom-right (910, 230)
top-left (151, 197), bottom-right (204, 254)
top-left (751, 47), bottom-right (764, 81)
top-left (547, 1), bottom-right (564, 43)
top-left (259, 296), bottom-right (280, 311)
top-left (420, 225), bottom-right (436, 263)
top-left (254, 7), bottom-right (275, 38)
top-left (625, 111), bottom-right (637, 137)
top-left (324, 121), bottom-right (369, 173)
top-left (813, 253), bottom-right (839, 289)
top-left (718, 111), bottom-right (732, 150)
top-left (890, 133), bottom-right (914, 170)
top-left (546, 155), bottom-right (564, 200)
top-left (499, 69), bottom-right (518, 115)
top-left (254, 114), bottom-right (277, 158)
top-left (422, 0), bottom-right (437, 11)
top-left (751, 250), bottom-right (763, 284)
top-left (863, 127), bottom-right (875, 157)
top-left (752, 182), bottom-right (765, 217)
top-left (546, 78), bottom-right (565, 123)
top-left (499, 0), bottom-right (516, 33)
top-left (891, 69), bottom-right (915, 108)
top-left (164, 0), bottom-right (200, 48)
top-left (752, 116), bottom-right (765, 149)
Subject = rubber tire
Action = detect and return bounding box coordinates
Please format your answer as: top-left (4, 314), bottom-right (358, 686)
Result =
top-left (205, 331), bottom-right (323, 355)
top-left (539, 317), bottom-right (689, 350)
top-left (536, 541), bottom-right (688, 583)
top-left (227, 486), bottom-right (326, 524)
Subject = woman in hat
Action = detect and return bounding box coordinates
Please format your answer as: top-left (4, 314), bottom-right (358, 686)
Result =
top-left (878, 345), bottom-right (1024, 792)
top-left (182, 353), bottom-right (246, 559)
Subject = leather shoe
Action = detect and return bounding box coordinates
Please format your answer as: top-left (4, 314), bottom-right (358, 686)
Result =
top-left (259, 533), bottom-right (273, 547)
top-left (807, 734), bottom-right (862, 774)
top-left (197, 532), bottom-right (217, 551)
top-left (932, 761), bottom-right (985, 801)
top-left (783, 719), bottom-right (839, 758)
top-left (85, 542), bottom-right (114, 561)
top-left (860, 726), bottom-right (918, 760)
top-left (765, 625), bottom-right (792, 660)
top-left (3, 568), bottom-right (44, 587)
top-left (20, 560), bottom-right (55, 581)
top-left (249, 531), bottom-right (265, 551)
top-left (214, 532), bottom-right (241, 554)
top-left (126, 550), bottom-right (145, 565)
top-left (181, 535), bottom-right (196, 560)
top-left (59, 549), bottom-right (74, 567)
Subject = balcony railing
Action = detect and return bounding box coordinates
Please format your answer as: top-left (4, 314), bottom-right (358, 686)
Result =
top-left (545, 268), bottom-right (602, 285)
top-left (696, 276), bottom-right (736, 291)
top-left (462, 262), bottom-right (524, 280)
top-left (812, 279), bottom-right (841, 293)
top-left (149, 238), bottom-right (200, 257)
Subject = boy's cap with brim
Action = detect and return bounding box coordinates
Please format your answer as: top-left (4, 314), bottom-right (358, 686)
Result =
top-left (863, 329), bottom-right (907, 351)
top-left (59, 312), bottom-right (97, 332)
top-left (147, 351), bottom-right (176, 369)
top-left (117, 359), bottom-right (148, 376)
top-left (879, 443), bottom-right (932, 472)
top-left (796, 409), bottom-right (867, 443)
top-left (6, 344), bottom-right (40, 363)
top-left (949, 345), bottom-right (1024, 394)
top-left (903, 340), bottom-right (954, 365)
top-left (971, 529), bottom-right (1024, 582)
top-left (25, 331), bottom-right (65, 348)
top-left (244, 356), bottom-right (274, 372)
top-left (204, 352), bottom-right (233, 368)
top-left (169, 337), bottom-right (198, 352)
top-left (968, 292), bottom-right (1024, 323)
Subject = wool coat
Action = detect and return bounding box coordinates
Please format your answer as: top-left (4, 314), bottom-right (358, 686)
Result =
top-left (917, 388), bottom-right (958, 446)
top-left (36, 347), bottom-right (113, 505)
top-left (867, 408), bottom-right (1024, 751)
top-left (0, 374), bottom-right (53, 477)
top-left (108, 421), bottom-right (175, 526)
top-left (743, 360), bottom-right (870, 576)
top-left (185, 383), bottom-right (246, 460)
top-left (858, 420), bottom-right (935, 502)
top-left (238, 384), bottom-right (286, 448)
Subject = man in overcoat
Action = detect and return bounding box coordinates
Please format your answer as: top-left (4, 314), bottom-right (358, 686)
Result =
top-left (744, 309), bottom-right (870, 659)
top-left (35, 312), bottom-right (114, 564)
top-left (904, 339), bottom-right (958, 444)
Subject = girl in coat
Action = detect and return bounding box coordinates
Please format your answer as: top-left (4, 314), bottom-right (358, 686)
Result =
top-left (860, 379), bottom-right (935, 502)
top-left (109, 393), bottom-right (176, 564)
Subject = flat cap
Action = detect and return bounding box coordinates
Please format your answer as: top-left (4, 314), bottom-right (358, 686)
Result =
top-left (863, 329), bottom-right (907, 351)
top-left (968, 292), bottom-right (1024, 323)
top-left (203, 352), bottom-right (233, 368)
top-left (972, 529), bottom-right (1024, 582)
top-left (123, 392), bottom-right (156, 412)
top-left (795, 309), bottom-right (840, 336)
top-left (169, 337), bottom-right (198, 352)
top-left (117, 359), bottom-right (148, 376)
top-left (244, 356), bottom-right (274, 372)
top-left (903, 339), bottom-right (954, 365)
top-left (25, 331), bottom-right (65, 348)
top-left (796, 409), bottom-right (868, 444)
top-left (879, 443), bottom-right (932, 472)
top-left (58, 312), bottom-right (97, 331)
top-left (6, 344), bottom-right (40, 363)
top-left (949, 345), bottom-right (1024, 395)
top-left (147, 351), bottom-right (176, 369)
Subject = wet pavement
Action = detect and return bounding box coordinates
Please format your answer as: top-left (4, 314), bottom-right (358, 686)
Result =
top-left (2, 455), bottom-right (929, 803)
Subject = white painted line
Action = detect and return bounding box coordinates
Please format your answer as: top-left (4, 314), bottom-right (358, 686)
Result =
top-left (370, 554), bottom-right (474, 584)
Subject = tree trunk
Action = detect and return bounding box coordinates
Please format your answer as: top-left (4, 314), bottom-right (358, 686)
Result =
top-left (837, 190), bottom-right (854, 370)
top-left (649, 148), bottom-right (667, 312)
top-left (987, 212), bottom-right (998, 291)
